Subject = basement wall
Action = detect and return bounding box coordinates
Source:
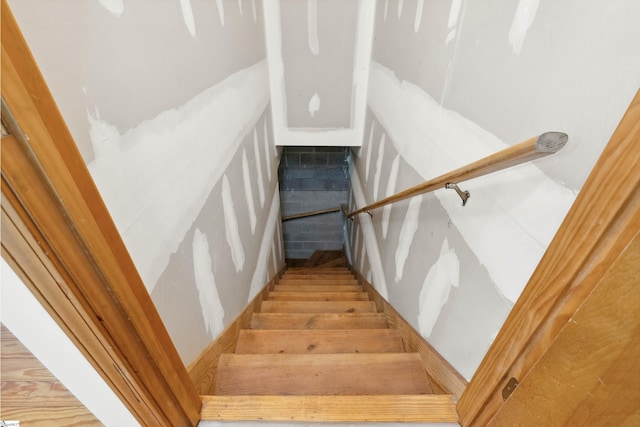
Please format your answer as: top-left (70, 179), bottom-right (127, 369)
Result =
top-left (349, 0), bottom-right (640, 380)
top-left (9, 0), bottom-right (285, 365)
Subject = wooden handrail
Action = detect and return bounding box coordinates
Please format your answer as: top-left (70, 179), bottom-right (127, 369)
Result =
top-left (347, 132), bottom-right (567, 218)
top-left (282, 206), bottom-right (341, 221)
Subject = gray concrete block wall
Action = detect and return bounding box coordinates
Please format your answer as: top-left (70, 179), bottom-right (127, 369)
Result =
top-left (279, 147), bottom-right (349, 260)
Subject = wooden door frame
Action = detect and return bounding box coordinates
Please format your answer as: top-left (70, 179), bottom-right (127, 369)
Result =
top-left (2, 0), bottom-right (638, 425)
top-left (1, 2), bottom-right (201, 426)
top-left (458, 91), bottom-right (640, 425)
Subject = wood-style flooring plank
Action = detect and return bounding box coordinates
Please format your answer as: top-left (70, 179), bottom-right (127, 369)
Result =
top-left (0, 406), bottom-right (103, 426)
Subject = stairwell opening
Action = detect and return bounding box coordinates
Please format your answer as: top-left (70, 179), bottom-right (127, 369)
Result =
top-left (278, 146), bottom-right (350, 264)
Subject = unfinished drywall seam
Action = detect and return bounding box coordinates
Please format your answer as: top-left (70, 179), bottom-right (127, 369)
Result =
top-left (242, 148), bottom-right (258, 233)
top-left (222, 175), bottom-right (246, 272)
top-left (192, 229), bottom-right (225, 339)
top-left (1, 260), bottom-right (137, 426)
top-left (97, 0), bottom-right (123, 17)
top-left (415, 0), bottom-right (424, 32)
top-left (87, 60), bottom-right (269, 292)
top-left (394, 195), bottom-right (422, 283)
top-left (365, 121), bottom-right (374, 182)
top-left (237, 0), bottom-right (243, 16)
top-left (179, 0), bottom-right (197, 37)
top-left (368, 61), bottom-right (575, 302)
top-left (350, 0), bottom-right (376, 140)
top-left (307, 0), bottom-right (320, 55)
top-left (308, 92), bottom-right (321, 118)
top-left (349, 158), bottom-right (389, 299)
top-left (397, 0), bottom-right (404, 18)
top-left (252, 0), bottom-right (257, 23)
top-left (216, 0), bottom-right (225, 26)
top-left (508, 0), bottom-right (541, 55)
top-left (372, 133), bottom-right (386, 199)
top-left (381, 154), bottom-right (400, 239)
top-left (264, 0), bottom-right (286, 142)
top-left (253, 130), bottom-right (266, 207)
top-left (263, 119), bottom-right (272, 182)
top-left (248, 186), bottom-right (282, 301)
top-left (417, 238), bottom-right (460, 338)
top-left (447, 0), bottom-right (463, 44)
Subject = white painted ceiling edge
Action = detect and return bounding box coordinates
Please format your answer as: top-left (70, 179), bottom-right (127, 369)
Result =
top-left (264, 0), bottom-right (375, 147)
top-left (0, 259), bottom-right (138, 426)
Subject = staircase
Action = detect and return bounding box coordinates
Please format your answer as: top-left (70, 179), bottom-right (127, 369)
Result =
top-left (196, 257), bottom-right (463, 423)
top-left (215, 265), bottom-right (433, 396)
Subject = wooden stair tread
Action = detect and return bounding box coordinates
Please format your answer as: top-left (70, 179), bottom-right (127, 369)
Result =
top-left (251, 313), bottom-right (389, 329)
top-left (267, 291), bottom-right (369, 301)
top-left (278, 277), bottom-right (350, 282)
top-left (260, 300), bottom-right (377, 313)
top-left (278, 279), bottom-right (359, 286)
top-left (285, 268), bottom-right (351, 274)
top-left (200, 394), bottom-right (459, 423)
top-left (274, 284), bottom-right (362, 292)
top-left (235, 329), bottom-right (405, 354)
top-left (215, 353), bottom-right (432, 395)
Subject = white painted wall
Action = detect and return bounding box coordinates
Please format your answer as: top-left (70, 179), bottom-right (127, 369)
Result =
top-left (8, 0), bottom-right (285, 370)
top-left (350, 0), bottom-right (640, 380)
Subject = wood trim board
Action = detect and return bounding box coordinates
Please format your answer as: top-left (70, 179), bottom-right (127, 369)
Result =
top-left (457, 89), bottom-right (640, 426)
top-left (187, 268), bottom-right (284, 394)
top-left (353, 270), bottom-right (468, 398)
top-left (1, 2), bottom-right (201, 425)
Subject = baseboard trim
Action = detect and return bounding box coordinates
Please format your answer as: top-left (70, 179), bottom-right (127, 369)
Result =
top-left (187, 266), bottom-right (286, 394)
top-left (353, 269), bottom-right (468, 398)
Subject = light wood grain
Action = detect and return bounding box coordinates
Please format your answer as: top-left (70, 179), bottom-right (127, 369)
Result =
top-left (348, 132), bottom-right (566, 217)
top-left (274, 284), bottom-right (362, 292)
top-left (285, 267), bottom-right (351, 274)
top-left (200, 394), bottom-right (459, 422)
top-left (1, 325), bottom-right (101, 425)
top-left (1, 4), bottom-right (200, 424)
top-left (0, 407), bottom-right (103, 426)
top-left (214, 353), bottom-right (432, 395)
top-left (260, 300), bottom-right (377, 313)
top-left (355, 272), bottom-right (468, 397)
top-left (281, 274), bottom-right (355, 280)
top-left (268, 291), bottom-right (370, 301)
top-left (458, 89), bottom-right (640, 426)
top-left (250, 313), bottom-right (390, 329)
top-left (235, 329), bottom-right (405, 354)
top-left (488, 232), bottom-right (640, 426)
top-left (277, 278), bottom-right (359, 286)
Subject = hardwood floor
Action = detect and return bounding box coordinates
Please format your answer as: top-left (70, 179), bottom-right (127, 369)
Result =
top-left (0, 324), bottom-right (101, 426)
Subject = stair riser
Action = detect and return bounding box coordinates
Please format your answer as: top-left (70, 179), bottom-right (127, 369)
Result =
top-left (235, 329), bottom-right (405, 354)
top-left (250, 313), bottom-right (390, 330)
top-left (215, 353), bottom-right (432, 395)
top-left (268, 292), bottom-right (370, 301)
top-left (274, 285), bottom-right (363, 292)
top-left (260, 301), bottom-right (377, 314)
